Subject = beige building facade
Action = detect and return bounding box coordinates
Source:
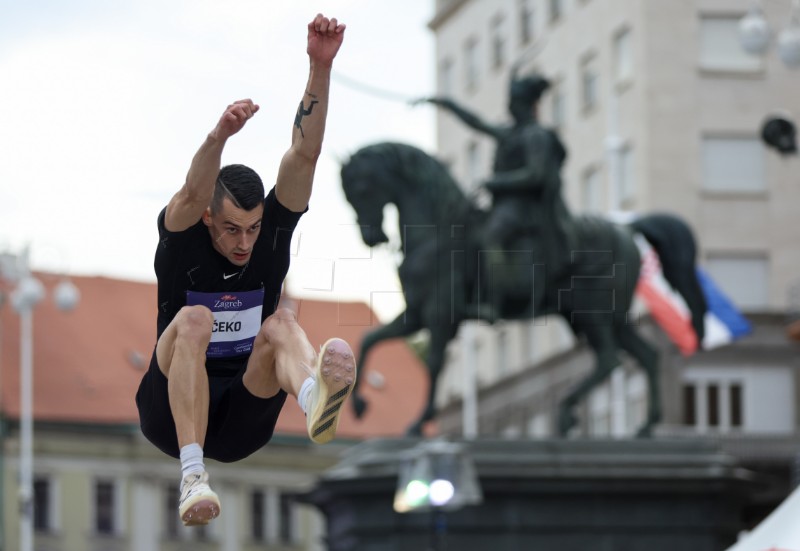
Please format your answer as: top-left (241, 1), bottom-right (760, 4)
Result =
top-left (1, 425), bottom-right (341, 551)
top-left (427, 0), bottom-right (800, 457)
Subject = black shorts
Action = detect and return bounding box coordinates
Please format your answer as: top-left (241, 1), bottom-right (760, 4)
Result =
top-left (135, 351), bottom-right (287, 463)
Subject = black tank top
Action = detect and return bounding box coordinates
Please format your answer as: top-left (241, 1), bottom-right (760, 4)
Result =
top-left (153, 188), bottom-right (303, 372)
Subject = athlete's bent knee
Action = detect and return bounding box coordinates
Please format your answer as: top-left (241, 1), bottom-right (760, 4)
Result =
top-left (175, 305), bottom-right (214, 345)
top-left (259, 307), bottom-right (299, 342)
top-left (271, 307), bottom-right (298, 321)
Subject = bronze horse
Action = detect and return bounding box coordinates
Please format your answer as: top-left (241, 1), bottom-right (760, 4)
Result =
top-left (341, 142), bottom-right (707, 437)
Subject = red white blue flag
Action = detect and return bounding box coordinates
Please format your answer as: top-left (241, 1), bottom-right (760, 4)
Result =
top-left (633, 234), bottom-right (751, 356)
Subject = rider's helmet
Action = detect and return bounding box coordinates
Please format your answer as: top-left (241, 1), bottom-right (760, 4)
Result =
top-left (509, 74), bottom-right (550, 123)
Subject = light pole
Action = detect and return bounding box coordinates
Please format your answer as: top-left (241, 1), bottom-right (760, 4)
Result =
top-left (7, 249), bottom-right (79, 551)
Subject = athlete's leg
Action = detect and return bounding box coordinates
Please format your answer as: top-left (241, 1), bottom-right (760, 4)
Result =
top-left (244, 308), bottom-right (356, 443)
top-left (243, 308), bottom-right (315, 399)
top-left (154, 305), bottom-right (220, 526)
top-left (156, 305), bottom-right (214, 448)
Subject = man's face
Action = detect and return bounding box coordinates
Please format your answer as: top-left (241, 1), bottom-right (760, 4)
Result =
top-left (203, 197), bottom-right (264, 266)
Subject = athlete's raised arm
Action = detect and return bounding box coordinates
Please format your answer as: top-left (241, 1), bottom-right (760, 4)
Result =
top-left (165, 99), bottom-right (260, 232)
top-left (274, 13), bottom-right (345, 212)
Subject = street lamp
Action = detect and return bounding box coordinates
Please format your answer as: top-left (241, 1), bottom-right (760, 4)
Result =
top-left (761, 112), bottom-right (798, 155)
top-left (394, 439), bottom-right (482, 550)
top-left (739, 2), bottom-right (800, 155)
top-left (7, 251), bottom-right (79, 551)
top-left (739, 0), bottom-right (800, 68)
top-left (393, 439), bottom-right (482, 513)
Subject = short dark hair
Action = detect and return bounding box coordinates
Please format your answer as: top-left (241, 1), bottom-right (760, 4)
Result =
top-left (211, 164), bottom-right (265, 214)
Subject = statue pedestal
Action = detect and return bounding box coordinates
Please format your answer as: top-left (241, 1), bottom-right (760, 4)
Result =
top-left (304, 438), bottom-right (755, 551)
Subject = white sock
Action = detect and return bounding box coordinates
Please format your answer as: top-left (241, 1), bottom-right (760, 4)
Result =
top-left (297, 377), bottom-right (316, 415)
top-left (180, 443), bottom-right (205, 483)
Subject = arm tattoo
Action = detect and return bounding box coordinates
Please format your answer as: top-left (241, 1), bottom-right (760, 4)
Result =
top-left (294, 94), bottom-right (319, 138)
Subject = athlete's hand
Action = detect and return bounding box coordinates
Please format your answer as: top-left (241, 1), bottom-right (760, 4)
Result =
top-left (211, 99), bottom-right (260, 141)
top-left (307, 13), bottom-right (345, 68)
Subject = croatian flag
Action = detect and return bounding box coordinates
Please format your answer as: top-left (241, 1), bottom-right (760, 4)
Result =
top-left (633, 234), bottom-right (751, 356)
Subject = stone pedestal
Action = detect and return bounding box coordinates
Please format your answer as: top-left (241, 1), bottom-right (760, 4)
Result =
top-left (304, 438), bottom-right (755, 551)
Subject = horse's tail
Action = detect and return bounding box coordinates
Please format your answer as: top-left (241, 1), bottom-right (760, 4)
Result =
top-left (629, 213), bottom-right (707, 342)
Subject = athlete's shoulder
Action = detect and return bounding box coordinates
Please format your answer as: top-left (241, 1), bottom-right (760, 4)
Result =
top-left (262, 187), bottom-right (306, 232)
top-left (158, 205), bottom-right (206, 239)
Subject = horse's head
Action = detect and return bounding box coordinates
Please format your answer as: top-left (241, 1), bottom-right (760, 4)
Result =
top-left (341, 142), bottom-right (472, 250)
top-left (340, 144), bottom-right (399, 247)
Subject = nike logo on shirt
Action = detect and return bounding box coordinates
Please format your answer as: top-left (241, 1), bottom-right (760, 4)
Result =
top-left (223, 272), bottom-right (239, 280)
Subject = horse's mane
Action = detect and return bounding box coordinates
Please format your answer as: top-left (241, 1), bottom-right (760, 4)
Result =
top-left (343, 142), bottom-right (473, 222)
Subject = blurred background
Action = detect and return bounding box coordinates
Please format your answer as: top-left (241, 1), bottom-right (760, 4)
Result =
top-left (1, 0), bottom-right (799, 549)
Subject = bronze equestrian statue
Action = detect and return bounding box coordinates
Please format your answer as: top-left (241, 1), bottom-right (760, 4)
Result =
top-left (341, 73), bottom-right (707, 438)
top-left (417, 74), bottom-right (575, 322)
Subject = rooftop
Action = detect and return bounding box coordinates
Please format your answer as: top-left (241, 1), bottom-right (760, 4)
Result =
top-left (0, 273), bottom-right (431, 439)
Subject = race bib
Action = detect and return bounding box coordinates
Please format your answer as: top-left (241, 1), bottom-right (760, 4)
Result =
top-left (186, 289), bottom-right (264, 358)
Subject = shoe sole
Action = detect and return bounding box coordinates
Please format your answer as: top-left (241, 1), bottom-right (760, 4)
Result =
top-left (180, 496), bottom-right (221, 527)
top-left (308, 338), bottom-right (356, 444)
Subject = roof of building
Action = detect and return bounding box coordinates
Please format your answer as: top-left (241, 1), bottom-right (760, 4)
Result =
top-left (0, 273), bottom-right (433, 439)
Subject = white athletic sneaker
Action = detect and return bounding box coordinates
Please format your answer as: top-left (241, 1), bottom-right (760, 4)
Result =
top-left (307, 338), bottom-right (357, 444)
top-left (179, 471), bottom-right (221, 526)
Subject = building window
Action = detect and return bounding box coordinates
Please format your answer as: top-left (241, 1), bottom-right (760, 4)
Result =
top-left (580, 54), bottom-right (599, 111)
top-left (682, 380), bottom-right (744, 431)
top-left (250, 488), bottom-right (299, 544)
top-left (490, 15), bottom-right (506, 70)
top-left (686, 367), bottom-right (793, 434)
top-left (682, 384), bottom-right (697, 425)
top-left (705, 254), bottom-right (769, 310)
top-left (519, 0), bottom-right (535, 45)
top-left (730, 383), bottom-right (743, 427)
top-left (581, 166), bottom-right (603, 212)
top-left (439, 57), bottom-right (454, 97)
top-left (95, 480), bottom-right (116, 535)
top-left (614, 144), bottom-right (635, 208)
top-left (613, 27), bottom-right (633, 83)
top-left (464, 37), bottom-right (480, 93)
top-left (699, 16), bottom-right (763, 72)
top-left (702, 136), bottom-right (765, 193)
top-left (707, 384), bottom-right (720, 427)
top-left (551, 85), bottom-right (566, 130)
top-left (251, 489), bottom-right (266, 542)
top-left (620, 145), bottom-right (635, 204)
top-left (279, 493), bottom-right (298, 544)
top-left (165, 484), bottom-right (180, 539)
top-left (549, 0), bottom-right (564, 23)
top-left (33, 476), bottom-right (53, 533)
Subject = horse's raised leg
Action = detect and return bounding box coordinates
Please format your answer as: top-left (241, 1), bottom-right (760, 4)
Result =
top-left (352, 311), bottom-right (422, 419)
top-left (558, 324), bottom-right (622, 437)
top-left (616, 323), bottom-right (661, 438)
top-left (406, 324), bottom-right (457, 436)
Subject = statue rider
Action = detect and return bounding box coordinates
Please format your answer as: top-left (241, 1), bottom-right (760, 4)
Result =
top-left (418, 72), bottom-right (575, 321)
